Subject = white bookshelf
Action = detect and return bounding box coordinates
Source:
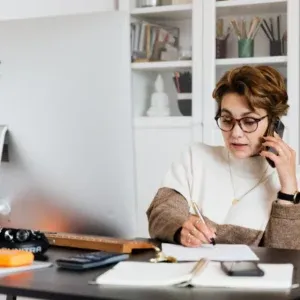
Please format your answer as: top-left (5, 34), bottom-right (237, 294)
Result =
top-left (131, 60), bottom-right (192, 71)
top-left (129, 1), bottom-right (194, 119)
top-left (125, 0), bottom-right (197, 237)
top-left (202, 0), bottom-right (293, 147)
top-left (216, 0), bottom-right (287, 16)
top-left (134, 116), bottom-right (192, 128)
top-left (216, 56), bottom-right (287, 67)
top-left (131, 4), bottom-right (192, 20)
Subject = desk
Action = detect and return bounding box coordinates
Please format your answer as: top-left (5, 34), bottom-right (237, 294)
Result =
top-left (0, 246), bottom-right (300, 300)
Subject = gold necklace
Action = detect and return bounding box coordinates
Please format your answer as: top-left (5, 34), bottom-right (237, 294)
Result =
top-left (228, 152), bottom-right (269, 205)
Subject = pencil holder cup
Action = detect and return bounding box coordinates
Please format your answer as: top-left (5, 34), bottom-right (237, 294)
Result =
top-left (270, 40), bottom-right (282, 56)
top-left (238, 39), bottom-right (254, 58)
top-left (216, 38), bottom-right (227, 59)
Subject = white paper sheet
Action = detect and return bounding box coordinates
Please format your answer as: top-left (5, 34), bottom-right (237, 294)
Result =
top-left (194, 262), bottom-right (294, 289)
top-left (162, 243), bottom-right (259, 261)
top-left (96, 261), bottom-right (194, 286)
top-left (0, 261), bottom-right (52, 276)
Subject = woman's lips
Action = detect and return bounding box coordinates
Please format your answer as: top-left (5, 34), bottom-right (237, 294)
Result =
top-left (231, 143), bottom-right (248, 150)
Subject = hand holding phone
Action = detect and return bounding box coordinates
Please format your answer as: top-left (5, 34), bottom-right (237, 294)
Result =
top-left (260, 119), bottom-right (297, 194)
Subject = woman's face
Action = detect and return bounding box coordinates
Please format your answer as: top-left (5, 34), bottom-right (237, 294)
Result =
top-left (220, 93), bottom-right (269, 159)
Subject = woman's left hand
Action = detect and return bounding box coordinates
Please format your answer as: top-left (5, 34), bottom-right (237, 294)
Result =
top-left (260, 132), bottom-right (298, 195)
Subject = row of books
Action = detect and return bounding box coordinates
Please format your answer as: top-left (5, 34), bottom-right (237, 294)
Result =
top-left (131, 21), bottom-right (179, 62)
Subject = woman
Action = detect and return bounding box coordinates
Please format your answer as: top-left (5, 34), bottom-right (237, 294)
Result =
top-left (146, 65), bottom-right (300, 250)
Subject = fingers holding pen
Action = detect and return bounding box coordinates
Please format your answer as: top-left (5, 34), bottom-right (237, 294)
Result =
top-left (194, 218), bottom-right (216, 241)
top-left (180, 227), bottom-right (202, 247)
top-left (180, 215), bottom-right (216, 247)
top-left (185, 221), bottom-right (209, 243)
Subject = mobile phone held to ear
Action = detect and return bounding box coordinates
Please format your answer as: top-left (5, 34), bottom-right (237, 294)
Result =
top-left (221, 261), bottom-right (264, 277)
top-left (266, 119), bottom-right (285, 168)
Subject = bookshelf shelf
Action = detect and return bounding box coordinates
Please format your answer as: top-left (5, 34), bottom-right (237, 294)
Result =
top-left (216, 0), bottom-right (287, 17)
top-left (216, 56), bottom-right (287, 67)
top-left (131, 60), bottom-right (192, 71)
top-left (134, 116), bottom-right (192, 128)
top-left (131, 4), bottom-right (192, 20)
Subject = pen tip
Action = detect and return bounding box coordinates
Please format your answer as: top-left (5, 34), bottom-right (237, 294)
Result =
top-left (210, 238), bottom-right (216, 246)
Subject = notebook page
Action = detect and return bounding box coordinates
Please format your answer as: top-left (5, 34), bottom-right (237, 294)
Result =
top-left (95, 261), bottom-right (194, 286)
top-left (162, 244), bottom-right (259, 261)
top-left (193, 262), bottom-right (294, 289)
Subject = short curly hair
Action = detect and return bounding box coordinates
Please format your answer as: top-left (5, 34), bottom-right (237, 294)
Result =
top-left (212, 65), bottom-right (289, 122)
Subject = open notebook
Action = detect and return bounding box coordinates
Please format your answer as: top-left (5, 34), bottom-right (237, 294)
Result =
top-left (95, 261), bottom-right (294, 290)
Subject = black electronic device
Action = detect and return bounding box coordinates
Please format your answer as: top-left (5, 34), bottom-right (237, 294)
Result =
top-left (56, 251), bottom-right (129, 270)
top-left (266, 119), bottom-right (285, 168)
top-left (221, 261), bottom-right (264, 277)
top-left (0, 228), bottom-right (49, 255)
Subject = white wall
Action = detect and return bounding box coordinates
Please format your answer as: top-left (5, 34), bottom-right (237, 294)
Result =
top-left (135, 128), bottom-right (192, 237)
top-left (0, 11), bottom-right (136, 238)
top-left (0, 0), bottom-right (116, 20)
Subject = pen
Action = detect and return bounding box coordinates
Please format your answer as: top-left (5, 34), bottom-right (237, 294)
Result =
top-left (178, 258), bottom-right (209, 287)
top-left (191, 201), bottom-right (216, 246)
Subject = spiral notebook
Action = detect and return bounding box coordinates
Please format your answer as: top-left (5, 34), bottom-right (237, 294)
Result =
top-left (95, 261), bottom-right (294, 290)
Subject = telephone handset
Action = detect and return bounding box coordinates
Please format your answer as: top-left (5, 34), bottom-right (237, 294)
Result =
top-left (266, 119), bottom-right (285, 168)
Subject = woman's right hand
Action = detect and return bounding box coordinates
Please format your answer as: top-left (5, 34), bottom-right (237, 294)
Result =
top-left (180, 214), bottom-right (216, 247)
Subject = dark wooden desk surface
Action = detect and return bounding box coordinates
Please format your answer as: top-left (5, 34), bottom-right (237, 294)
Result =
top-left (0, 246), bottom-right (299, 300)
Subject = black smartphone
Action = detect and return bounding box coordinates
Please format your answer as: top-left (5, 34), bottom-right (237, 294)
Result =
top-left (221, 261), bottom-right (264, 277)
top-left (266, 119), bottom-right (285, 168)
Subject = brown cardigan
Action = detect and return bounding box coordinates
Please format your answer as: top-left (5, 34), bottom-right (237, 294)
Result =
top-left (146, 187), bottom-right (300, 250)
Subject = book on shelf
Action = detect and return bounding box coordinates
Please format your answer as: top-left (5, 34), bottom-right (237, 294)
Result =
top-left (130, 21), bottom-right (179, 62)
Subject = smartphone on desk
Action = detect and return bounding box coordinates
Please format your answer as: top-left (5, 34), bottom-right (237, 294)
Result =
top-left (221, 261), bottom-right (264, 277)
top-left (266, 119), bottom-right (285, 168)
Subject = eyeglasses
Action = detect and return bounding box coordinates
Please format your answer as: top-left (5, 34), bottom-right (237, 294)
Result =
top-left (214, 115), bottom-right (268, 133)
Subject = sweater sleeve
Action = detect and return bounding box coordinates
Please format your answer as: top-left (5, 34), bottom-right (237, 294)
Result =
top-left (146, 188), bottom-right (263, 245)
top-left (262, 169), bottom-right (300, 249)
top-left (146, 187), bottom-right (189, 243)
top-left (262, 202), bottom-right (300, 249)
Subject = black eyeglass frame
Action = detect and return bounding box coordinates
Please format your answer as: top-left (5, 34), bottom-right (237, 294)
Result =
top-left (214, 115), bottom-right (268, 133)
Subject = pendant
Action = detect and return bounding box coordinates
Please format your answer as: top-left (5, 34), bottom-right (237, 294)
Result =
top-left (232, 198), bottom-right (239, 205)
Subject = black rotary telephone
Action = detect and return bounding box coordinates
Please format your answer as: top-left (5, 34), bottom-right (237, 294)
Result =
top-left (0, 228), bottom-right (49, 255)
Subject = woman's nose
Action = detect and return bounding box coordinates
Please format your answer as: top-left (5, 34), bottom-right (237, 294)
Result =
top-left (231, 122), bottom-right (244, 138)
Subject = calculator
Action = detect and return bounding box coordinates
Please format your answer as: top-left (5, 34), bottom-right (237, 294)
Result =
top-left (56, 251), bottom-right (129, 270)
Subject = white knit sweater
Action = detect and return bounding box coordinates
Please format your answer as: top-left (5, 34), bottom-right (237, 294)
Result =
top-left (161, 142), bottom-right (297, 232)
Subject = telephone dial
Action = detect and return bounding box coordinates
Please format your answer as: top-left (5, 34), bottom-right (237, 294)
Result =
top-left (0, 228), bottom-right (49, 254)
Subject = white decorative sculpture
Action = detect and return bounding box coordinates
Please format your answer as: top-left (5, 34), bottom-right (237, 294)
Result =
top-left (146, 74), bottom-right (170, 117)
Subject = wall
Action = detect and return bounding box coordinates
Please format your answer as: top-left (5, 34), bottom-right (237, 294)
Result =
top-left (0, 11), bottom-right (136, 238)
top-left (0, 0), bottom-right (115, 20)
